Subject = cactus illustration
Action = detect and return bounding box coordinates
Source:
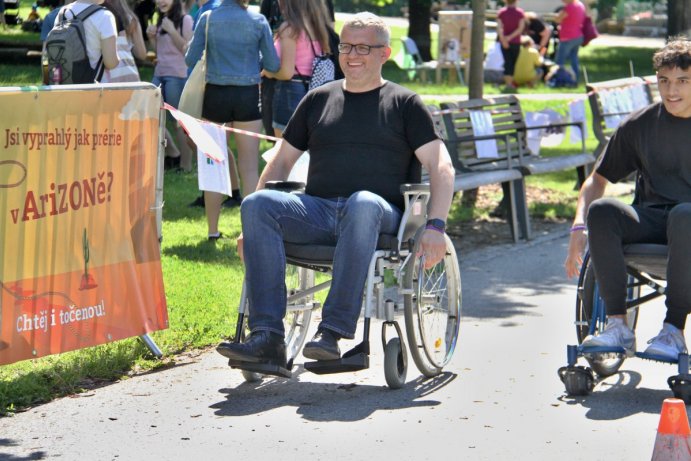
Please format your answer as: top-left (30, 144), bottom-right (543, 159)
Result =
top-left (83, 228), bottom-right (90, 278)
top-left (79, 228), bottom-right (97, 290)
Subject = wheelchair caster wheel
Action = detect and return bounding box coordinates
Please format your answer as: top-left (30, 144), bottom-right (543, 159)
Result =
top-left (384, 337), bottom-right (407, 389)
top-left (668, 375), bottom-right (691, 405)
top-left (559, 365), bottom-right (595, 396)
top-left (241, 370), bottom-right (263, 383)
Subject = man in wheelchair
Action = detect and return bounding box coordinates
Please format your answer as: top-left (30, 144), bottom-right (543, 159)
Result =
top-left (565, 39), bottom-right (691, 361)
top-left (215, 12), bottom-right (455, 368)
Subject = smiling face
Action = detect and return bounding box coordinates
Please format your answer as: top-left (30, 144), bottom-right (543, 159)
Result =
top-left (157, 0), bottom-right (173, 14)
top-left (657, 66), bottom-right (691, 118)
top-left (338, 26), bottom-right (391, 93)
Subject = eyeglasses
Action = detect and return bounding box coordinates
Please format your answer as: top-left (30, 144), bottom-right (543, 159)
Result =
top-left (338, 43), bottom-right (386, 55)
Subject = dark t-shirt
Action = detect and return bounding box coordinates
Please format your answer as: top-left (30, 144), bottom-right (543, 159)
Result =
top-left (596, 102), bottom-right (691, 207)
top-left (526, 17), bottom-right (546, 46)
top-left (283, 81), bottom-right (439, 210)
top-left (498, 6), bottom-right (525, 45)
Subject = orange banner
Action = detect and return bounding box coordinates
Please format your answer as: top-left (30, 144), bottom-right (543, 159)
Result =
top-left (0, 83), bottom-right (168, 365)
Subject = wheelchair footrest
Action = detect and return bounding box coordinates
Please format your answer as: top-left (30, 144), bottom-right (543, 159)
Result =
top-left (579, 345), bottom-right (627, 355)
top-left (227, 359), bottom-right (293, 379)
top-left (635, 351), bottom-right (679, 364)
top-left (304, 352), bottom-right (369, 375)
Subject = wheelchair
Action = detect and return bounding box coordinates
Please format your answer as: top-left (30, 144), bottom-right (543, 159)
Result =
top-left (558, 245), bottom-right (691, 403)
top-left (226, 181), bottom-right (462, 389)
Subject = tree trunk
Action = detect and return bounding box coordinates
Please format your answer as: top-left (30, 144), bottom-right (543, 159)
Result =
top-left (408, 0), bottom-right (433, 61)
top-left (468, 0), bottom-right (486, 99)
top-left (668, 0), bottom-right (691, 38)
top-left (461, 1), bottom-right (487, 210)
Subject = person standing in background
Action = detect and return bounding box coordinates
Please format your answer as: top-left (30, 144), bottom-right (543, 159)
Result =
top-left (134, 0), bottom-right (155, 42)
top-left (185, 0), bottom-right (279, 241)
top-left (259, 0), bottom-right (335, 139)
top-left (262, 0), bottom-right (332, 138)
top-left (554, 0), bottom-right (585, 83)
top-left (192, 0), bottom-right (219, 28)
top-left (259, 0), bottom-right (282, 139)
top-left (40, 0), bottom-right (63, 84)
top-left (40, 0), bottom-right (63, 42)
top-left (496, 0), bottom-right (524, 92)
top-left (147, 0), bottom-right (194, 171)
top-left (55, 0), bottom-right (120, 81)
top-left (102, 0), bottom-right (147, 82)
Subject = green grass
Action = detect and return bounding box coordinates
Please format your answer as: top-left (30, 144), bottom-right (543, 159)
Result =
top-left (0, 18), bottom-right (656, 414)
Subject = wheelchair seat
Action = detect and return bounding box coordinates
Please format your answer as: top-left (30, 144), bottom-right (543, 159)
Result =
top-left (285, 234), bottom-right (400, 267)
top-left (623, 243), bottom-right (668, 280)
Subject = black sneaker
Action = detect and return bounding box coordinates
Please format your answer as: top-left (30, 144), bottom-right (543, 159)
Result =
top-left (303, 329), bottom-right (341, 361)
top-left (164, 156), bottom-right (181, 170)
top-left (222, 195), bottom-right (243, 208)
top-left (188, 194), bottom-right (205, 208)
top-left (208, 232), bottom-right (226, 242)
top-left (216, 331), bottom-right (286, 366)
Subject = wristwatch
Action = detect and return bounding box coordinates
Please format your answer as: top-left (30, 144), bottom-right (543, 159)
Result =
top-left (426, 218), bottom-right (446, 232)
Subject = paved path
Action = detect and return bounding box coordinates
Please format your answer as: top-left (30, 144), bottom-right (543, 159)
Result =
top-left (1, 227), bottom-right (684, 461)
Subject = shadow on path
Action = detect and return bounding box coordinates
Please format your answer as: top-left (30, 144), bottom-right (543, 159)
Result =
top-left (558, 371), bottom-right (676, 420)
top-left (0, 438), bottom-right (46, 461)
top-left (211, 369), bottom-right (457, 421)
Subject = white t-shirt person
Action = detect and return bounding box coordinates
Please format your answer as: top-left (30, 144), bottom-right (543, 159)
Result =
top-left (57, 0), bottom-right (119, 74)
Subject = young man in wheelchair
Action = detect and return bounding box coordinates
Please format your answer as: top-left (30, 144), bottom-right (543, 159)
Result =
top-left (216, 12), bottom-right (455, 367)
top-left (565, 39), bottom-right (691, 361)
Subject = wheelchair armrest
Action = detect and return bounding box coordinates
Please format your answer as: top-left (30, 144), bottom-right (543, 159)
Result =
top-left (265, 181), bottom-right (306, 193)
top-left (400, 183), bottom-right (430, 194)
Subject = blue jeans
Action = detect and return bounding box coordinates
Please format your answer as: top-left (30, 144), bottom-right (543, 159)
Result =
top-left (152, 75), bottom-right (187, 123)
top-left (555, 36), bottom-right (584, 82)
top-left (241, 189), bottom-right (402, 339)
top-left (272, 80), bottom-right (307, 130)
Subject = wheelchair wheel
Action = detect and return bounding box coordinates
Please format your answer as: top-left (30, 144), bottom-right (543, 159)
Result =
top-left (284, 265), bottom-right (315, 361)
top-left (576, 255), bottom-right (639, 377)
top-left (404, 230), bottom-right (461, 378)
top-left (384, 337), bottom-right (407, 389)
top-left (239, 265), bottom-right (314, 383)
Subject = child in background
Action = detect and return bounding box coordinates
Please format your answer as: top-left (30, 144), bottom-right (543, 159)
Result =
top-left (147, 0), bottom-right (194, 171)
top-left (513, 35), bottom-right (543, 87)
top-left (102, 0), bottom-right (147, 82)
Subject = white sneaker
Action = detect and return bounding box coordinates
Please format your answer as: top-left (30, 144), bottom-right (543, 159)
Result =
top-left (581, 317), bottom-right (636, 355)
top-left (644, 323), bottom-right (687, 361)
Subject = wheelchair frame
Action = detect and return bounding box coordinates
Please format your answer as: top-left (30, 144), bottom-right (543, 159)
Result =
top-left (227, 182), bottom-right (462, 389)
top-left (559, 246), bottom-right (691, 402)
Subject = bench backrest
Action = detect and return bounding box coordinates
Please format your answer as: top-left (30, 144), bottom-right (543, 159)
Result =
top-left (643, 74), bottom-right (660, 103)
top-left (586, 76), bottom-right (651, 154)
top-left (440, 95), bottom-right (527, 170)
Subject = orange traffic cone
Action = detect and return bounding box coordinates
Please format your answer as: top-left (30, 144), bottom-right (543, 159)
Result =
top-left (651, 398), bottom-right (691, 461)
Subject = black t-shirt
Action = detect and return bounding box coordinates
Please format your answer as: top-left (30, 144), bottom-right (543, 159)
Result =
top-left (596, 102), bottom-right (691, 207)
top-left (283, 81), bottom-right (439, 210)
top-left (526, 17), bottom-right (546, 46)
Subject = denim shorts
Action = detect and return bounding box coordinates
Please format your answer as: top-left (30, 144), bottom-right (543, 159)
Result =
top-left (202, 83), bottom-right (261, 123)
top-left (272, 79), bottom-right (307, 130)
top-left (153, 75), bottom-right (187, 123)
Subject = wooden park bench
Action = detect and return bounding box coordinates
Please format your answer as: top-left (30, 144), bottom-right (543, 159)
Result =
top-left (437, 95), bottom-right (595, 241)
top-left (586, 76), bottom-right (655, 158)
top-left (427, 104), bottom-right (528, 243)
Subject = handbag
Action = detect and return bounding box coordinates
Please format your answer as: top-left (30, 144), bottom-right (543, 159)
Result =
top-left (581, 16), bottom-right (598, 47)
top-left (178, 14), bottom-right (209, 118)
top-left (295, 30), bottom-right (335, 92)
